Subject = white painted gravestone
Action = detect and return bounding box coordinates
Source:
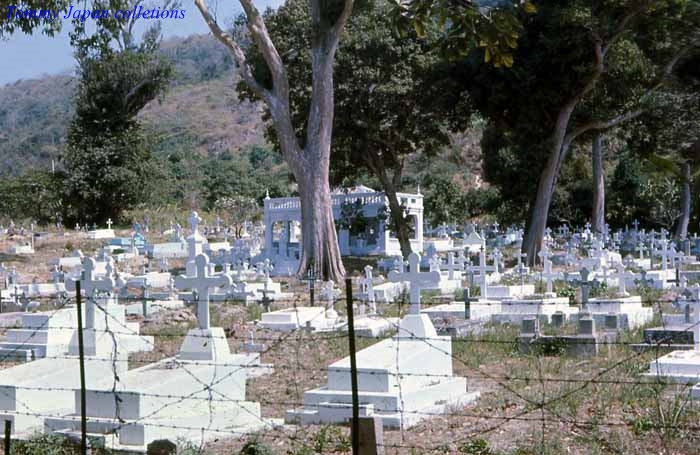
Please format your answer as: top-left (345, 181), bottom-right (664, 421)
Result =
top-left (46, 253), bottom-right (269, 450)
top-left (288, 252), bottom-right (478, 428)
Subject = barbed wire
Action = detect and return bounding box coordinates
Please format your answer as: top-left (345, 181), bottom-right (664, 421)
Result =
top-left (0, 290), bottom-right (698, 453)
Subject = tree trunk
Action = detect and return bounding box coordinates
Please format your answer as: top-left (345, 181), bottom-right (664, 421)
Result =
top-left (675, 161), bottom-right (691, 240)
top-left (297, 168), bottom-right (345, 281)
top-left (369, 156), bottom-right (412, 259)
top-left (383, 183), bottom-right (413, 259)
top-left (591, 133), bottom-right (605, 233)
top-left (522, 104), bottom-right (576, 265)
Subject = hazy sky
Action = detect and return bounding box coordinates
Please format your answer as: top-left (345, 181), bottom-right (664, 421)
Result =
top-left (0, 1), bottom-right (282, 86)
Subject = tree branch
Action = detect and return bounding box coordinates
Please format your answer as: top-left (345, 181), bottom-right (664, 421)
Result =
top-left (193, 0), bottom-right (268, 100)
top-left (236, 0), bottom-right (290, 100)
top-left (565, 109), bottom-right (644, 146)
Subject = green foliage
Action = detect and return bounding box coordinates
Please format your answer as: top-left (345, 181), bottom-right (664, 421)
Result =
top-left (11, 433), bottom-right (111, 455)
top-left (389, 0), bottom-right (532, 66)
top-left (459, 438), bottom-right (494, 455)
top-left (214, 194), bottom-right (261, 237)
top-left (62, 49), bottom-right (173, 224)
top-left (423, 177), bottom-right (468, 225)
top-left (240, 438), bottom-right (276, 455)
top-left (0, 170), bottom-right (63, 224)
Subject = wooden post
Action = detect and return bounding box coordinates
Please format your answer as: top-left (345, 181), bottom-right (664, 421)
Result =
top-left (345, 278), bottom-right (359, 455)
top-left (4, 420), bottom-right (11, 455)
top-left (75, 281), bottom-right (88, 455)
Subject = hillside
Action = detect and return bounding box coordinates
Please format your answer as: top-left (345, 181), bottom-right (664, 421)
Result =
top-left (0, 34), bottom-right (266, 177)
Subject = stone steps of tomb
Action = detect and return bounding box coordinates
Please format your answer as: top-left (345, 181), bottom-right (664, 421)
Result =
top-left (0, 344), bottom-right (44, 361)
top-left (46, 400), bottom-right (264, 447)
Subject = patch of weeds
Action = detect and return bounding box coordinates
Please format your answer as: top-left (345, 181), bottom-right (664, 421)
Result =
top-left (459, 438), bottom-right (494, 454)
top-left (239, 438), bottom-right (276, 455)
top-left (247, 303), bottom-right (263, 322)
top-left (289, 426), bottom-right (350, 454)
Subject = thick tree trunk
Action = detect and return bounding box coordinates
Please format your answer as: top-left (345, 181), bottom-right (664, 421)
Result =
top-left (383, 184), bottom-right (413, 259)
top-left (591, 133), bottom-right (605, 233)
top-left (297, 168), bottom-right (345, 281)
top-left (675, 161), bottom-right (691, 240)
top-left (369, 156), bottom-right (412, 259)
top-left (522, 104), bottom-right (576, 265)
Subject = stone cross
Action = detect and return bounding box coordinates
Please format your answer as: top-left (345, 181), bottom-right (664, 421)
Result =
top-left (490, 248), bottom-right (503, 274)
top-left (388, 252), bottom-right (440, 314)
top-left (638, 241), bottom-right (646, 260)
top-left (51, 265), bottom-right (62, 284)
top-left (443, 252), bottom-right (461, 280)
top-left (262, 258), bottom-right (274, 280)
top-left (428, 254), bottom-right (441, 273)
top-left (614, 263), bottom-right (630, 297)
top-left (659, 239), bottom-right (669, 271)
top-left (106, 218), bottom-right (113, 230)
top-left (393, 256), bottom-right (405, 274)
top-left (541, 259), bottom-right (557, 297)
top-left (65, 257), bottom-right (116, 329)
top-left (188, 211), bottom-right (202, 234)
top-left (360, 265), bottom-right (376, 315)
top-left (579, 268), bottom-right (592, 305)
top-left (477, 246), bottom-right (496, 299)
top-left (257, 279), bottom-right (276, 312)
top-left (537, 244), bottom-right (550, 267)
top-left (174, 254), bottom-right (232, 330)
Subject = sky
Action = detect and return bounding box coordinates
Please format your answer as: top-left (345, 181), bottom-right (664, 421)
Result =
top-left (0, 1), bottom-right (282, 86)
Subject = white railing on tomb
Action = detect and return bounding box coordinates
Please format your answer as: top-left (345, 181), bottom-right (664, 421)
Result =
top-left (264, 191), bottom-right (422, 213)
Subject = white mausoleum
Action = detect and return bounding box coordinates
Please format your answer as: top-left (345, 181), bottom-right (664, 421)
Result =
top-left (263, 185), bottom-right (424, 258)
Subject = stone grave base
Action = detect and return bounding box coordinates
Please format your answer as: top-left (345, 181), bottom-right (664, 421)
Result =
top-left (45, 354), bottom-right (272, 450)
top-left (87, 229), bottom-right (115, 240)
top-left (422, 300), bottom-right (501, 322)
top-left (646, 350), bottom-right (700, 384)
top-left (0, 355), bottom-right (125, 436)
top-left (259, 307), bottom-right (343, 332)
top-left (342, 316), bottom-right (399, 338)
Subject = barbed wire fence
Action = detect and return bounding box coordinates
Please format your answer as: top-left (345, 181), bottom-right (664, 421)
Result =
top-left (0, 284), bottom-right (697, 454)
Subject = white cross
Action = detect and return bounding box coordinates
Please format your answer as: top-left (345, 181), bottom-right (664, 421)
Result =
top-left (388, 252), bottom-right (440, 314)
top-left (428, 254), bottom-right (441, 273)
top-left (262, 258), bottom-right (274, 280)
top-left (360, 265), bottom-right (376, 314)
top-left (478, 247), bottom-right (496, 299)
top-left (490, 248), bottom-right (503, 274)
top-left (174, 254), bottom-right (232, 330)
top-left (638, 241), bottom-right (646, 260)
top-left (443, 252), bottom-right (461, 280)
top-left (65, 257), bottom-right (116, 329)
top-left (393, 256), bottom-right (405, 274)
top-left (659, 239), bottom-right (669, 271)
top-left (614, 263), bottom-right (630, 297)
top-left (542, 259), bottom-right (557, 297)
top-left (188, 211), bottom-right (202, 234)
top-left (106, 218), bottom-right (113, 230)
top-left (537, 243), bottom-right (550, 266)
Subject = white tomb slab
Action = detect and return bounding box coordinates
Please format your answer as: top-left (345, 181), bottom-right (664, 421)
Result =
top-left (87, 229), bottom-right (115, 240)
top-left (9, 244), bottom-right (34, 255)
top-left (46, 253), bottom-right (271, 450)
top-left (492, 297), bottom-right (577, 324)
top-left (287, 253), bottom-right (479, 427)
top-left (647, 286), bottom-right (700, 392)
top-left (259, 306), bottom-right (342, 332)
top-left (422, 300), bottom-right (502, 322)
top-left (584, 296), bottom-right (653, 329)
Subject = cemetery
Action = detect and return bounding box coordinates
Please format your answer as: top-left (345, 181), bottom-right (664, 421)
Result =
top-left (1, 0), bottom-right (699, 453)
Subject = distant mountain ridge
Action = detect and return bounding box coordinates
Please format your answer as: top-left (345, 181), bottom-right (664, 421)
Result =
top-left (0, 34), bottom-right (266, 176)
